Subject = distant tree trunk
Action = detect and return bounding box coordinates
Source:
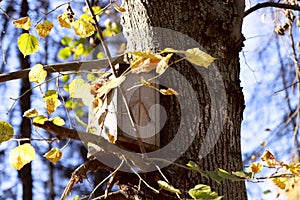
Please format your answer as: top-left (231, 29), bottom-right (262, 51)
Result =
top-left (121, 0), bottom-right (247, 199)
top-left (18, 0), bottom-right (33, 199)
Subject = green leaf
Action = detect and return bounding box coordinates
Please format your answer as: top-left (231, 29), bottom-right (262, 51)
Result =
top-left (33, 115), bottom-right (48, 125)
top-left (17, 33), bottom-right (39, 57)
top-left (0, 121), bottom-right (14, 144)
top-left (188, 184), bottom-right (223, 200)
top-left (43, 90), bottom-right (58, 100)
top-left (187, 161), bottom-right (209, 179)
top-left (97, 52), bottom-right (105, 59)
top-left (263, 190), bottom-right (271, 195)
top-left (50, 117), bottom-right (65, 126)
top-left (58, 47), bottom-right (71, 60)
top-left (218, 169), bottom-right (240, 181)
top-left (61, 74), bottom-right (70, 82)
top-left (61, 36), bottom-right (73, 46)
top-left (232, 171), bottom-right (252, 179)
top-left (206, 171), bottom-right (223, 184)
top-left (157, 180), bottom-right (181, 194)
top-left (87, 73), bottom-right (97, 82)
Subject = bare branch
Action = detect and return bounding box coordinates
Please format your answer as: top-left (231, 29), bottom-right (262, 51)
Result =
top-left (0, 55), bottom-right (124, 82)
top-left (244, 2), bottom-right (300, 18)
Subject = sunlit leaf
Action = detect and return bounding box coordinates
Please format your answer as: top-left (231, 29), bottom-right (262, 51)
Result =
top-left (58, 47), bottom-right (72, 60)
top-left (61, 36), bottom-right (73, 46)
top-left (28, 64), bottom-right (47, 84)
top-left (272, 177), bottom-right (287, 190)
top-left (44, 148), bottom-right (62, 164)
top-left (57, 13), bottom-right (72, 28)
top-left (156, 53), bottom-right (173, 75)
top-left (159, 88), bottom-right (179, 95)
top-left (9, 143), bottom-right (35, 170)
top-left (73, 19), bottom-right (95, 38)
top-left (0, 121), bottom-right (14, 144)
top-left (288, 163), bottom-right (300, 176)
top-left (36, 20), bottom-right (53, 37)
top-left (248, 162), bottom-right (263, 173)
top-left (162, 47), bottom-right (216, 68)
top-left (261, 150), bottom-right (277, 167)
top-left (185, 48), bottom-right (216, 68)
top-left (157, 180), bottom-right (181, 194)
top-left (188, 184), bottom-right (223, 200)
top-left (18, 33), bottom-right (39, 57)
top-left (83, 5), bottom-right (103, 15)
top-left (61, 74), bottom-right (70, 82)
top-left (97, 76), bottom-right (125, 97)
top-left (113, 4), bottom-right (126, 12)
top-left (45, 98), bottom-right (61, 114)
top-left (232, 171), bottom-right (252, 179)
top-left (69, 78), bottom-right (85, 98)
top-left (43, 90), bottom-right (58, 100)
top-left (127, 51), bottom-right (163, 59)
top-left (13, 16), bottom-right (31, 30)
top-left (23, 108), bottom-right (38, 118)
top-left (49, 117), bottom-right (65, 126)
top-left (33, 115), bottom-right (48, 125)
top-left (69, 78), bottom-right (93, 106)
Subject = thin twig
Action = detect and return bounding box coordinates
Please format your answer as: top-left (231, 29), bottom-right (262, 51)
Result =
top-left (0, 6), bottom-right (15, 19)
top-left (244, 2), bottom-right (300, 18)
top-left (271, 81), bottom-right (299, 95)
top-left (88, 158), bottom-right (124, 199)
top-left (287, 20), bottom-right (300, 159)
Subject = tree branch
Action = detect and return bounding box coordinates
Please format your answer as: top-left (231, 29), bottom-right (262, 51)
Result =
top-left (0, 55), bottom-right (124, 82)
top-left (244, 2), bottom-right (300, 17)
top-left (33, 121), bottom-right (158, 169)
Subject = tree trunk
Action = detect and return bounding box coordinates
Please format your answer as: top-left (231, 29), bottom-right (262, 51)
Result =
top-left (18, 0), bottom-right (33, 199)
top-left (121, 0), bottom-right (247, 199)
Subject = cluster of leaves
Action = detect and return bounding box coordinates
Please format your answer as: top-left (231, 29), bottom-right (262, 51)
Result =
top-left (13, 3), bottom-right (124, 58)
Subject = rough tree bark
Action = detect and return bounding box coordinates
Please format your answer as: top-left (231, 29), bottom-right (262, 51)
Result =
top-left (120, 0), bottom-right (247, 199)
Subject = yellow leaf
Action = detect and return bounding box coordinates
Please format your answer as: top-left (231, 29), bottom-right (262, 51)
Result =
top-left (18, 33), bottom-right (39, 57)
top-left (0, 121), bottom-right (14, 144)
top-left (33, 115), bottom-right (48, 125)
top-left (261, 150), bottom-right (277, 167)
top-left (127, 51), bottom-right (163, 59)
top-left (185, 48), bottom-right (216, 68)
top-left (73, 19), bottom-right (95, 38)
top-left (36, 20), bottom-right (53, 37)
top-left (45, 98), bottom-right (61, 114)
top-left (288, 163), bottom-right (300, 176)
top-left (96, 76), bottom-right (126, 98)
top-left (272, 177), bottom-right (287, 190)
top-left (13, 16), bottom-right (31, 30)
top-left (9, 143), bottom-right (35, 170)
top-left (57, 13), bottom-right (72, 28)
top-left (23, 108), bottom-right (38, 118)
top-left (29, 64), bottom-right (47, 84)
top-left (162, 47), bottom-right (216, 68)
top-left (49, 117), bottom-right (65, 126)
top-left (113, 4), bottom-right (126, 12)
top-left (159, 88), bottom-right (179, 95)
top-left (156, 53), bottom-right (173, 75)
top-left (158, 180), bottom-right (181, 194)
top-left (44, 148), bottom-right (62, 164)
top-left (248, 162), bottom-right (263, 173)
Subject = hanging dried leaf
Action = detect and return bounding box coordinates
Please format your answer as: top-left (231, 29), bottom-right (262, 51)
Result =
top-left (36, 20), bottom-right (53, 37)
top-left (57, 13), bottom-right (72, 28)
top-left (44, 148), bottom-right (62, 164)
top-left (272, 177), bottom-right (287, 190)
top-left (73, 19), bottom-right (95, 38)
top-left (45, 98), bottom-right (61, 114)
top-left (96, 76), bottom-right (126, 98)
top-left (13, 16), bottom-right (31, 30)
top-left (0, 121), bottom-right (14, 144)
top-left (248, 162), bottom-right (263, 173)
top-left (159, 88), bottom-right (179, 95)
top-left (261, 150), bottom-right (277, 167)
top-left (9, 143), bottom-right (35, 170)
top-left (23, 108), bottom-right (38, 118)
top-left (156, 53), bottom-right (173, 75)
top-left (28, 64), bottom-right (47, 84)
top-left (113, 4), bottom-right (126, 12)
